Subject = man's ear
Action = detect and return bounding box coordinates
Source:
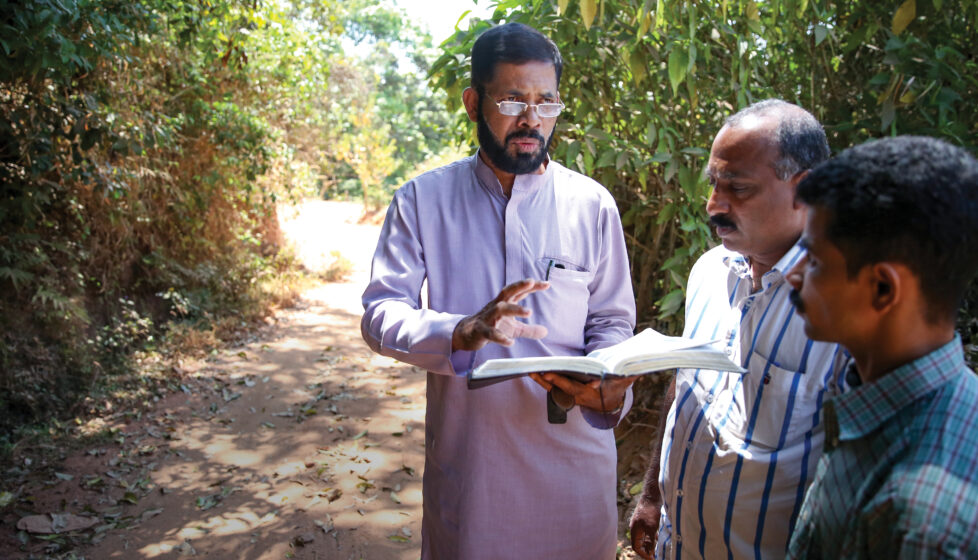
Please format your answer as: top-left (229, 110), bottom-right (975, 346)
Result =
top-left (790, 170), bottom-right (810, 210)
top-left (462, 87), bottom-right (479, 123)
top-left (869, 262), bottom-right (902, 313)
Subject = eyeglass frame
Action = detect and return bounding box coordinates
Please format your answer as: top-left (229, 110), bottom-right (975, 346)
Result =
top-left (493, 99), bottom-right (566, 118)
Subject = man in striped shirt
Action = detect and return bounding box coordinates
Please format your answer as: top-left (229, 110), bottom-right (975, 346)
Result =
top-left (785, 136), bottom-right (978, 558)
top-left (630, 100), bottom-right (851, 559)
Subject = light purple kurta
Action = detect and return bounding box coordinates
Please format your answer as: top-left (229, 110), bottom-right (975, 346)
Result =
top-left (361, 153), bottom-right (636, 559)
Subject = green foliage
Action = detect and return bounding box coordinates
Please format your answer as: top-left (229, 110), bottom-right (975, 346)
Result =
top-left (0, 0), bottom-right (450, 439)
top-left (430, 0), bottom-right (978, 338)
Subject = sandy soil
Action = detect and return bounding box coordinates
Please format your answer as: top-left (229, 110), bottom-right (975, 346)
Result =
top-left (0, 200), bottom-right (655, 559)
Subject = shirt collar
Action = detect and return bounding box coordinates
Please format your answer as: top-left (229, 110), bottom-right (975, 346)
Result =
top-left (829, 334), bottom-right (965, 443)
top-left (471, 149), bottom-right (553, 198)
top-left (722, 240), bottom-right (806, 292)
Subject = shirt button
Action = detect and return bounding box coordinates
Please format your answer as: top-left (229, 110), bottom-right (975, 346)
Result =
top-left (685, 441), bottom-right (692, 450)
top-left (705, 394), bottom-right (714, 403)
top-left (675, 535), bottom-right (683, 543)
top-left (724, 347), bottom-right (733, 356)
top-left (676, 489), bottom-right (684, 497)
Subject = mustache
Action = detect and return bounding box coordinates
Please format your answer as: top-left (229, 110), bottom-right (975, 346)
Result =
top-left (788, 289), bottom-right (806, 313)
top-left (709, 214), bottom-right (736, 229)
top-left (506, 129), bottom-right (546, 144)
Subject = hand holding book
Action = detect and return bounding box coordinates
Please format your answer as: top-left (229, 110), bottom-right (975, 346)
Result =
top-left (468, 328), bottom-right (745, 389)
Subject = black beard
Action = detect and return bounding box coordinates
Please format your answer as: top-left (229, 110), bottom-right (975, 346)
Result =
top-left (476, 107), bottom-right (553, 175)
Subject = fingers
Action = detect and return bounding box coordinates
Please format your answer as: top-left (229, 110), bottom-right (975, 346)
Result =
top-left (497, 279), bottom-right (549, 304)
top-left (528, 373), bottom-right (552, 391)
top-left (487, 302), bottom-right (533, 322)
top-left (630, 525), bottom-right (654, 560)
top-left (501, 317), bottom-right (548, 341)
top-left (587, 376), bottom-right (635, 392)
top-left (453, 279), bottom-right (550, 352)
top-left (629, 503), bottom-right (660, 560)
top-left (544, 373), bottom-right (586, 397)
top-left (545, 373), bottom-right (627, 412)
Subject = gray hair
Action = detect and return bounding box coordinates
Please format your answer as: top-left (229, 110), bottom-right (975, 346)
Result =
top-left (725, 99), bottom-right (830, 180)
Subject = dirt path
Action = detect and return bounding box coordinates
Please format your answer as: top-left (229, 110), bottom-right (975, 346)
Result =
top-left (2, 201), bottom-right (429, 559)
top-left (1, 200), bottom-right (652, 559)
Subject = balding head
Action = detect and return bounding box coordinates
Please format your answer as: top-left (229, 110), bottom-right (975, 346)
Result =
top-left (724, 100), bottom-right (829, 180)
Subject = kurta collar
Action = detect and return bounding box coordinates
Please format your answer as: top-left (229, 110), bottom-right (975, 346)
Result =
top-left (829, 334), bottom-right (964, 443)
top-left (471, 149), bottom-right (553, 198)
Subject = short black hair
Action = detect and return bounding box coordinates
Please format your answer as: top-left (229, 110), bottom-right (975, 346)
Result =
top-left (470, 22), bottom-right (563, 96)
top-left (725, 99), bottom-right (830, 180)
top-left (797, 136), bottom-right (978, 323)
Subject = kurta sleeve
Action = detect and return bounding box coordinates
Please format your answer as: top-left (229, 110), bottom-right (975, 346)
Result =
top-left (360, 184), bottom-right (467, 376)
top-left (580, 190), bottom-right (637, 429)
top-left (582, 192), bottom-right (636, 353)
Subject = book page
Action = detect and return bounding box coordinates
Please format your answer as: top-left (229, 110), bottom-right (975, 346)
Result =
top-left (587, 328), bottom-right (718, 372)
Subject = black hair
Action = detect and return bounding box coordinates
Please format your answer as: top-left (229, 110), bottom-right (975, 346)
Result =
top-left (725, 99), bottom-right (830, 179)
top-left (470, 22), bottom-right (563, 96)
top-left (797, 136), bottom-right (978, 323)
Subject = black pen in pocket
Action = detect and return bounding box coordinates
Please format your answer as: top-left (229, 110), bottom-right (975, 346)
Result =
top-left (544, 259), bottom-right (565, 281)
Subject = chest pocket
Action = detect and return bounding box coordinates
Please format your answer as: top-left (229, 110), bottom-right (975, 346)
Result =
top-left (728, 350), bottom-right (823, 450)
top-left (533, 256), bottom-right (591, 349)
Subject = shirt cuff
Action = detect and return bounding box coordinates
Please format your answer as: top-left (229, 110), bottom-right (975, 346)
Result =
top-left (581, 386), bottom-right (634, 430)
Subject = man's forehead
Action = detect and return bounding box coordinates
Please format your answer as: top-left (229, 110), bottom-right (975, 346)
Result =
top-left (486, 61), bottom-right (557, 87)
top-left (706, 123), bottom-right (780, 177)
top-left (704, 164), bottom-right (740, 179)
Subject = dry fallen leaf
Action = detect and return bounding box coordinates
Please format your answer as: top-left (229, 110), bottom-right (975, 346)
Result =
top-left (17, 513), bottom-right (98, 534)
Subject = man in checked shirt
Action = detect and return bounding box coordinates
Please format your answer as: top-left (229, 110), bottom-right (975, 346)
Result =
top-left (630, 100), bottom-right (852, 560)
top-left (785, 136), bottom-right (978, 558)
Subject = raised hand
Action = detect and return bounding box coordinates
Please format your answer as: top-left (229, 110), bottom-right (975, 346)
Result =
top-left (451, 279), bottom-right (550, 352)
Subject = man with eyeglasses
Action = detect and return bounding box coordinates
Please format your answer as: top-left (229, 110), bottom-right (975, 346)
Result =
top-left (361, 22), bottom-right (636, 560)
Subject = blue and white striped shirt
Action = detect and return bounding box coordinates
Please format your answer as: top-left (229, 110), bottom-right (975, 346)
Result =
top-left (656, 243), bottom-right (850, 560)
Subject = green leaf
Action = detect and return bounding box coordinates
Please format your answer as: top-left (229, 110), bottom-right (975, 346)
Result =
top-left (668, 49), bottom-right (688, 95)
top-left (581, 0), bottom-right (598, 29)
top-left (657, 289), bottom-right (685, 318)
top-left (892, 0), bottom-right (916, 35)
top-left (629, 49), bottom-right (647, 85)
top-left (655, 0), bottom-right (665, 28)
top-left (615, 151), bottom-right (630, 170)
top-left (596, 149), bottom-right (616, 168)
top-left (814, 24), bottom-right (828, 46)
top-left (746, 1), bottom-right (760, 23)
top-left (637, 4), bottom-right (651, 37)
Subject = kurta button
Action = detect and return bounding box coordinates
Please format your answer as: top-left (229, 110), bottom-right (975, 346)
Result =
top-left (675, 535), bottom-right (682, 543)
top-left (676, 489), bottom-right (684, 497)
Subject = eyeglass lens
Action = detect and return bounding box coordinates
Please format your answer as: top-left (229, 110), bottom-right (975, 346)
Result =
top-left (497, 101), bottom-right (563, 118)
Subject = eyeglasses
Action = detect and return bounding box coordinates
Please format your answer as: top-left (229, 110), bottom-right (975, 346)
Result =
top-left (494, 100), bottom-right (565, 118)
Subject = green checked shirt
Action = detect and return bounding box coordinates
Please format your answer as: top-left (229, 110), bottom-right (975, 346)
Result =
top-left (787, 335), bottom-right (978, 559)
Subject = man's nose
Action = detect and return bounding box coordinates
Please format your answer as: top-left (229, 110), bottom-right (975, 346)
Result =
top-left (518, 105), bottom-right (542, 128)
top-left (706, 186), bottom-right (727, 214)
top-left (786, 255), bottom-right (806, 289)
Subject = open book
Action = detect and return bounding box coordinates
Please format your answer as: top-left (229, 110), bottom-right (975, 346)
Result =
top-left (467, 328), bottom-right (746, 388)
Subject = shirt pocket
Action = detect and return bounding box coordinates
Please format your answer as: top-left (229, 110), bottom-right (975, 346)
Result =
top-left (735, 351), bottom-right (821, 451)
top-left (534, 256), bottom-right (592, 348)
